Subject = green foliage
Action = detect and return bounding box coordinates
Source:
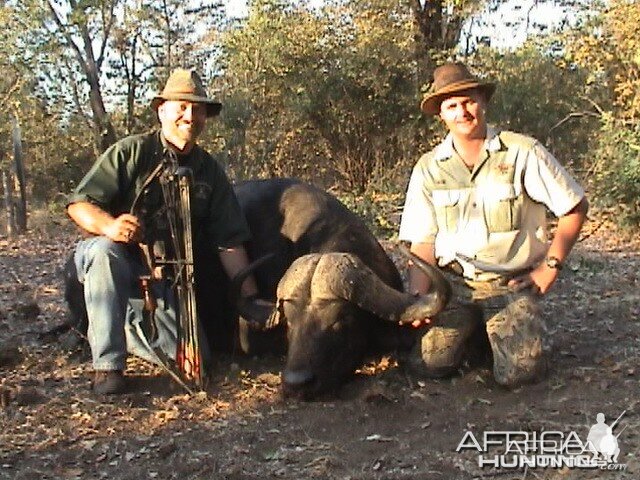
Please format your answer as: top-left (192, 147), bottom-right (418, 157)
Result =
top-left (335, 161), bottom-right (414, 239)
top-left (338, 190), bottom-right (399, 239)
top-left (589, 116), bottom-right (640, 226)
top-left (1, 0), bottom-right (638, 236)
top-left (216, 0), bottom-right (322, 179)
top-left (565, 0), bottom-right (640, 121)
top-left (0, 2), bottom-right (92, 203)
top-left (561, 0), bottom-right (640, 226)
top-left (219, 0), bottom-right (424, 192)
top-left (471, 44), bottom-right (598, 169)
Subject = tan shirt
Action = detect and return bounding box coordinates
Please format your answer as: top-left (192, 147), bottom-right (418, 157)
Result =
top-left (399, 127), bottom-right (585, 280)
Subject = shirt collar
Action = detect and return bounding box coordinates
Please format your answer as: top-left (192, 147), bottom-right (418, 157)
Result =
top-left (158, 130), bottom-right (203, 171)
top-left (433, 125), bottom-right (502, 161)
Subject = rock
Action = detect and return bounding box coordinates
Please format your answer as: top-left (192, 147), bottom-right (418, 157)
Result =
top-left (15, 301), bottom-right (41, 320)
top-left (13, 386), bottom-right (47, 406)
top-left (0, 344), bottom-right (21, 368)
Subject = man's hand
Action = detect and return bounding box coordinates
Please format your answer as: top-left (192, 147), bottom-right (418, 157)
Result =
top-left (507, 263), bottom-right (559, 295)
top-left (397, 290), bottom-right (433, 328)
top-left (399, 318), bottom-right (432, 328)
top-left (508, 197), bottom-right (587, 296)
top-left (237, 295), bottom-right (276, 330)
top-left (67, 202), bottom-right (142, 243)
top-left (103, 214), bottom-right (142, 244)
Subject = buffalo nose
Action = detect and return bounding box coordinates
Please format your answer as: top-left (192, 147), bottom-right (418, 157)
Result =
top-left (282, 369), bottom-right (314, 388)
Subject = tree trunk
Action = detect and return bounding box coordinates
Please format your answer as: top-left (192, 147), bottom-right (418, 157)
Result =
top-left (410, 0), bottom-right (467, 81)
top-left (80, 30), bottom-right (117, 153)
top-left (125, 32), bottom-right (140, 135)
top-left (2, 170), bottom-right (15, 237)
top-left (12, 117), bottom-right (27, 233)
top-left (46, 0), bottom-right (118, 154)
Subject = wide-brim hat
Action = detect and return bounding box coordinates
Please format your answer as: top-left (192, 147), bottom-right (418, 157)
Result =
top-left (420, 62), bottom-right (496, 116)
top-left (151, 69), bottom-right (222, 117)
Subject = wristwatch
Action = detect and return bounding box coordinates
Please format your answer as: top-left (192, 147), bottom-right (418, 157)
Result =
top-left (545, 256), bottom-right (563, 270)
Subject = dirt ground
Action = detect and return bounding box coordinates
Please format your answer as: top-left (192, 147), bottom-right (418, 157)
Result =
top-left (0, 214), bottom-right (638, 480)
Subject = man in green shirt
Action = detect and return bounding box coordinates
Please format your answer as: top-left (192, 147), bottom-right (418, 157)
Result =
top-left (68, 69), bottom-right (260, 394)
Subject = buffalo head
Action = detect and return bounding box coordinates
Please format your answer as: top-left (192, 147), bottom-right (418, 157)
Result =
top-left (259, 250), bottom-right (451, 399)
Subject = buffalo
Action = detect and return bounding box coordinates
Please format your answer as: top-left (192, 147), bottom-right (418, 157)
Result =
top-left (63, 178), bottom-right (453, 398)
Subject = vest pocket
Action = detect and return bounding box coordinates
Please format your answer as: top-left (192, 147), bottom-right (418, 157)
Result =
top-left (432, 189), bottom-right (461, 232)
top-left (484, 184), bottom-right (523, 232)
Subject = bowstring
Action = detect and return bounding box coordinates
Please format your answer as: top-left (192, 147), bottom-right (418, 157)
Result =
top-left (158, 149), bottom-right (203, 388)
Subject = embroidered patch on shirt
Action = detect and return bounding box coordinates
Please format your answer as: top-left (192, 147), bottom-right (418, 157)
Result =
top-left (496, 162), bottom-right (511, 175)
top-left (193, 182), bottom-right (212, 200)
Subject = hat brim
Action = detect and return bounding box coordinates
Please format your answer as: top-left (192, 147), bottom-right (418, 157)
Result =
top-left (420, 81), bottom-right (496, 116)
top-left (151, 94), bottom-right (222, 117)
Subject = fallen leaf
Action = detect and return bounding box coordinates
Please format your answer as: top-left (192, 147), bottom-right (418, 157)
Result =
top-left (61, 467), bottom-right (84, 479)
top-left (81, 440), bottom-right (97, 451)
top-left (364, 434), bottom-right (395, 442)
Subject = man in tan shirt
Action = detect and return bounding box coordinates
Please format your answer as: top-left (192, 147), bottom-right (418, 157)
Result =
top-left (399, 62), bottom-right (588, 387)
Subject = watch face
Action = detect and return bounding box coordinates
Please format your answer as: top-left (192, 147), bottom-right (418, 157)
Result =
top-left (546, 257), bottom-right (561, 269)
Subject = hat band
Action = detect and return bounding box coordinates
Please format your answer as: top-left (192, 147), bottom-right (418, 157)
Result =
top-left (431, 79), bottom-right (486, 95)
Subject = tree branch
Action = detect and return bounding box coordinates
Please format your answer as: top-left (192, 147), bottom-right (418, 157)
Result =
top-left (62, 57), bottom-right (94, 131)
top-left (0, 78), bottom-right (21, 110)
top-left (97, 0), bottom-right (118, 70)
top-left (46, 0), bottom-right (89, 78)
top-left (579, 95), bottom-right (606, 116)
top-left (547, 111), bottom-right (600, 136)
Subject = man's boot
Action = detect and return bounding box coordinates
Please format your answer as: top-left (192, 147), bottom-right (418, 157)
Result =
top-left (93, 370), bottom-right (127, 394)
top-left (419, 304), bottom-right (481, 378)
top-left (485, 294), bottom-right (547, 387)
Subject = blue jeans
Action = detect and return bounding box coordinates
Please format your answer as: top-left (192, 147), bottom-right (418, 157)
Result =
top-left (74, 236), bottom-right (178, 371)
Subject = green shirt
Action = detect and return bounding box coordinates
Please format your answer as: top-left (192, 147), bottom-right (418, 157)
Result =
top-left (69, 130), bottom-right (250, 249)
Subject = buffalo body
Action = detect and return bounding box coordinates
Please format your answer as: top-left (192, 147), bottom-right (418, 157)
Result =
top-left (64, 178), bottom-right (449, 398)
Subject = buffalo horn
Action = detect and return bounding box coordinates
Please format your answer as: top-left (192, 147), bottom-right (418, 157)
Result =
top-left (308, 252), bottom-right (450, 324)
top-left (397, 243), bottom-right (452, 306)
top-left (229, 253), bottom-right (277, 326)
